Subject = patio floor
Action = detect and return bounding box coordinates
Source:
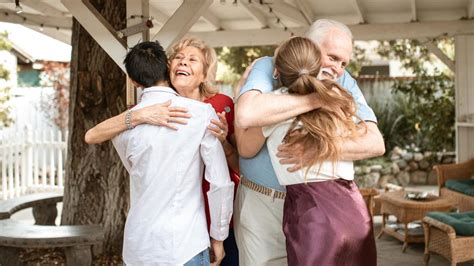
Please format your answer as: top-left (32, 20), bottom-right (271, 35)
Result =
top-left (373, 217), bottom-right (473, 266)
top-left (9, 198), bottom-right (474, 265)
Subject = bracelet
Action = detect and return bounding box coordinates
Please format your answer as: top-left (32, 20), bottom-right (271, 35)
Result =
top-left (125, 109), bottom-right (134, 130)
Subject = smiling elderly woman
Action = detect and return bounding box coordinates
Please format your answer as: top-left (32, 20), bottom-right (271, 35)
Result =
top-left (84, 37), bottom-right (240, 266)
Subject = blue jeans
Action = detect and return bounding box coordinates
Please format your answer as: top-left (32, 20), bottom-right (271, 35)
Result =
top-left (184, 248), bottom-right (210, 266)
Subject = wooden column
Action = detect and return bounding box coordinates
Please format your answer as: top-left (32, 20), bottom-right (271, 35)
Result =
top-left (455, 34), bottom-right (474, 162)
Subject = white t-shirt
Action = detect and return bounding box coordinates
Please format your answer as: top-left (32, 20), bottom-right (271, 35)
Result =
top-left (112, 86), bottom-right (234, 265)
top-left (262, 89), bottom-right (354, 186)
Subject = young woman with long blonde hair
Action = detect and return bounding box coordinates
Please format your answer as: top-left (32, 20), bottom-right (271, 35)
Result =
top-left (236, 36), bottom-right (377, 265)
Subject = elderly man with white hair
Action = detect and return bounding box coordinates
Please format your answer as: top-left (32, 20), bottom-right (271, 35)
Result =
top-left (234, 19), bottom-right (384, 265)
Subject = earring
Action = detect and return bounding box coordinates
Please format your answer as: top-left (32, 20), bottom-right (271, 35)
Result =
top-left (272, 74), bottom-right (278, 80)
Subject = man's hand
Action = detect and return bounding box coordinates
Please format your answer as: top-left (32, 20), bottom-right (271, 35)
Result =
top-left (277, 142), bottom-right (314, 173)
top-left (210, 239), bottom-right (225, 265)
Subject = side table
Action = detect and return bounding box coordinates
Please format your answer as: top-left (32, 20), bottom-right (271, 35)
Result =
top-left (377, 190), bottom-right (453, 252)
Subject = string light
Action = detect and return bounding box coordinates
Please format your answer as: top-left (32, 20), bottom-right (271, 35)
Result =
top-left (258, 2), bottom-right (295, 36)
top-left (40, 24), bottom-right (44, 31)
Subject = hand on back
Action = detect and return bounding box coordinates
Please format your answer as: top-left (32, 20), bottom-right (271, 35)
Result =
top-left (138, 100), bottom-right (191, 130)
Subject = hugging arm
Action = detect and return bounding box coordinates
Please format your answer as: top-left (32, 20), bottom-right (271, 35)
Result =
top-left (277, 71), bottom-right (385, 171)
top-left (84, 100), bottom-right (190, 144)
top-left (235, 57), bottom-right (322, 129)
top-left (235, 125), bottom-right (266, 158)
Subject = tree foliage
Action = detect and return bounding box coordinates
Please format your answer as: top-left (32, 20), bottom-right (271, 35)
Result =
top-left (0, 31), bottom-right (13, 128)
top-left (215, 45), bottom-right (275, 85)
top-left (376, 38), bottom-right (455, 151)
top-left (39, 61), bottom-right (70, 131)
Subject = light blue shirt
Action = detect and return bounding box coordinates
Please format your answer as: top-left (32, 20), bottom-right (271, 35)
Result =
top-left (239, 56), bottom-right (377, 192)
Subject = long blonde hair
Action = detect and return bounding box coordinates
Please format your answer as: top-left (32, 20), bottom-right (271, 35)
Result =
top-left (169, 37), bottom-right (219, 98)
top-left (275, 36), bottom-right (365, 170)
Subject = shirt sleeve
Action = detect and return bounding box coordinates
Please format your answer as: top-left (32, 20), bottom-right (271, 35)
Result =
top-left (112, 132), bottom-right (132, 172)
top-left (338, 70), bottom-right (377, 123)
top-left (238, 56), bottom-right (275, 98)
top-left (200, 106), bottom-right (234, 241)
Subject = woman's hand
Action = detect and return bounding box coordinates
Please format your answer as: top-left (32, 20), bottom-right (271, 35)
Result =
top-left (210, 239), bottom-right (225, 265)
top-left (135, 100), bottom-right (191, 130)
top-left (208, 111), bottom-right (229, 143)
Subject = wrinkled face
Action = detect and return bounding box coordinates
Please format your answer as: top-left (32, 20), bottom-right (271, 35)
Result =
top-left (169, 46), bottom-right (206, 93)
top-left (318, 29), bottom-right (352, 80)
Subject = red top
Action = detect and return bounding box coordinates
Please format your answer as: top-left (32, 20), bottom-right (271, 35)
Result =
top-left (203, 93), bottom-right (240, 228)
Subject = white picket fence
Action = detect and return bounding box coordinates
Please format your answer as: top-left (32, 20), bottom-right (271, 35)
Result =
top-left (0, 128), bottom-right (67, 200)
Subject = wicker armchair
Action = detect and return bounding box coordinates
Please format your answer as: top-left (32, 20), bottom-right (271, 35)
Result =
top-left (422, 216), bottom-right (474, 266)
top-left (359, 187), bottom-right (379, 216)
top-left (435, 158), bottom-right (474, 212)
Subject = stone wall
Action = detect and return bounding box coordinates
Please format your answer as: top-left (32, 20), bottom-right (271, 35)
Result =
top-left (355, 147), bottom-right (456, 188)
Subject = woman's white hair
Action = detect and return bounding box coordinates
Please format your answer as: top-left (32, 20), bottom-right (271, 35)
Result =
top-left (304, 19), bottom-right (353, 45)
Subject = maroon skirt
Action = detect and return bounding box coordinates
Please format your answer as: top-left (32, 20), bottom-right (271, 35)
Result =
top-left (283, 179), bottom-right (377, 266)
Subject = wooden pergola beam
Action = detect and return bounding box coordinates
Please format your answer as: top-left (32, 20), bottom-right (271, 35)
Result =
top-left (349, 0), bottom-right (366, 24)
top-left (61, 0), bottom-right (127, 72)
top-left (294, 0), bottom-right (314, 25)
top-left (411, 0), bottom-right (417, 22)
top-left (0, 9), bottom-right (71, 29)
top-left (202, 11), bottom-right (222, 31)
top-left (193, 20), bottom-right (474, 47)
top-left (422, 38), bottom-right (455, 72)
top-left (152, 0), bottom-right (213, 50)
top-left (238, 0), bottom-right (267, 28)
top-left (21, 0), bottom-right (67, 17)
top-left (468, 0), bottom-right (474, 19)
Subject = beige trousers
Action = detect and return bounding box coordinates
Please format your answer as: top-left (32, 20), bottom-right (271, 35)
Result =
top-left (234, 184), bottom-right (287, 266)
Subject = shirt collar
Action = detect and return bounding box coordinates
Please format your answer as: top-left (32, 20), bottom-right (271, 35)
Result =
top-left (142, 86), bottom-right (179, 96)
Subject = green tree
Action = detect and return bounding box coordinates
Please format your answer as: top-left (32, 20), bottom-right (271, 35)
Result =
top-left (0, 32), bottom-right (13, 128)
top-left (216, 45), bottom-right (276, 85)
top-left (376, 38), bottom-right (455, 151)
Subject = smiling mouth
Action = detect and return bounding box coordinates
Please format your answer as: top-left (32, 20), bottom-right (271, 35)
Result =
top-left (318, 68), bottom-right (336, 80)
top-left (175, 70), bottom-right (190, 76)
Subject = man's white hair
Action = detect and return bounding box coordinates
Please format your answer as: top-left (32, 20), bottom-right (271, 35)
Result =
top-left (304, 19), bottom-right (353, 45)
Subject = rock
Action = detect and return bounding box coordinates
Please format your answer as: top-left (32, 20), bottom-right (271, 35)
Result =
top-left (409, 161), bottom-right (419, 171)
top-left (381, 167), bottom-right (392, 175)
top-left (365, 172), bottom-right (381, 187)
top-left (436, 152), bottom-right (444, 162)
top-left (395, 159), bottom-right (407, 169)
top-left (402, 153), bottom-right (414, 161)
top-left (388, 178), bottom-right (400, 186)
top-left (392, 146), bottom-right (403, 156)
top-left (424, 151), bottom-right (433, 158)
top-left (354, 175), bottom-right (366, 187)
top-left (390, 154), bottom-right (401, 161)
top-left (371, 165), bottom-right (383, 172)
top-left (397, 171), bottom-right (410, 186)
top-left (378, 175), bottom-right (394, 188)
top-left (411, 171), bottom-right (428, 185)
top-left (354, 166), bottom-right (363, 175)
top-left (363, 166), bottom-right (372, 174)
top-left (414, 152), bottom-right (423, 161)
top-left (442, 157), bottom-right (454, 164)
top-left (419, 160), bottom-right (430, 170)
top-left (391, 162), bottom-right (400, 174)
top-left (427, 170), bottom-right (438, 185)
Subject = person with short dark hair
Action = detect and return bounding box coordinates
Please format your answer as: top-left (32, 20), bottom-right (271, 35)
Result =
top-left (112, 41), bottom-right (234, 265)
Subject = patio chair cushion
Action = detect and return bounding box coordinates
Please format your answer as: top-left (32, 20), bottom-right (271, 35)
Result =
top-left (445, 179), bottom-right (474, 196)
top-left (426, 211), bottom-right (474, 236)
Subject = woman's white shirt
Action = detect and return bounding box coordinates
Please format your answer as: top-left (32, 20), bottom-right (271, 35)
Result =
top-left (262, 88), bottom-right (354, 186)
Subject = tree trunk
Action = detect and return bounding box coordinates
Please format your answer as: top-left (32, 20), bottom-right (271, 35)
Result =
top-left (61, 0), bottom-right (128, 255)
